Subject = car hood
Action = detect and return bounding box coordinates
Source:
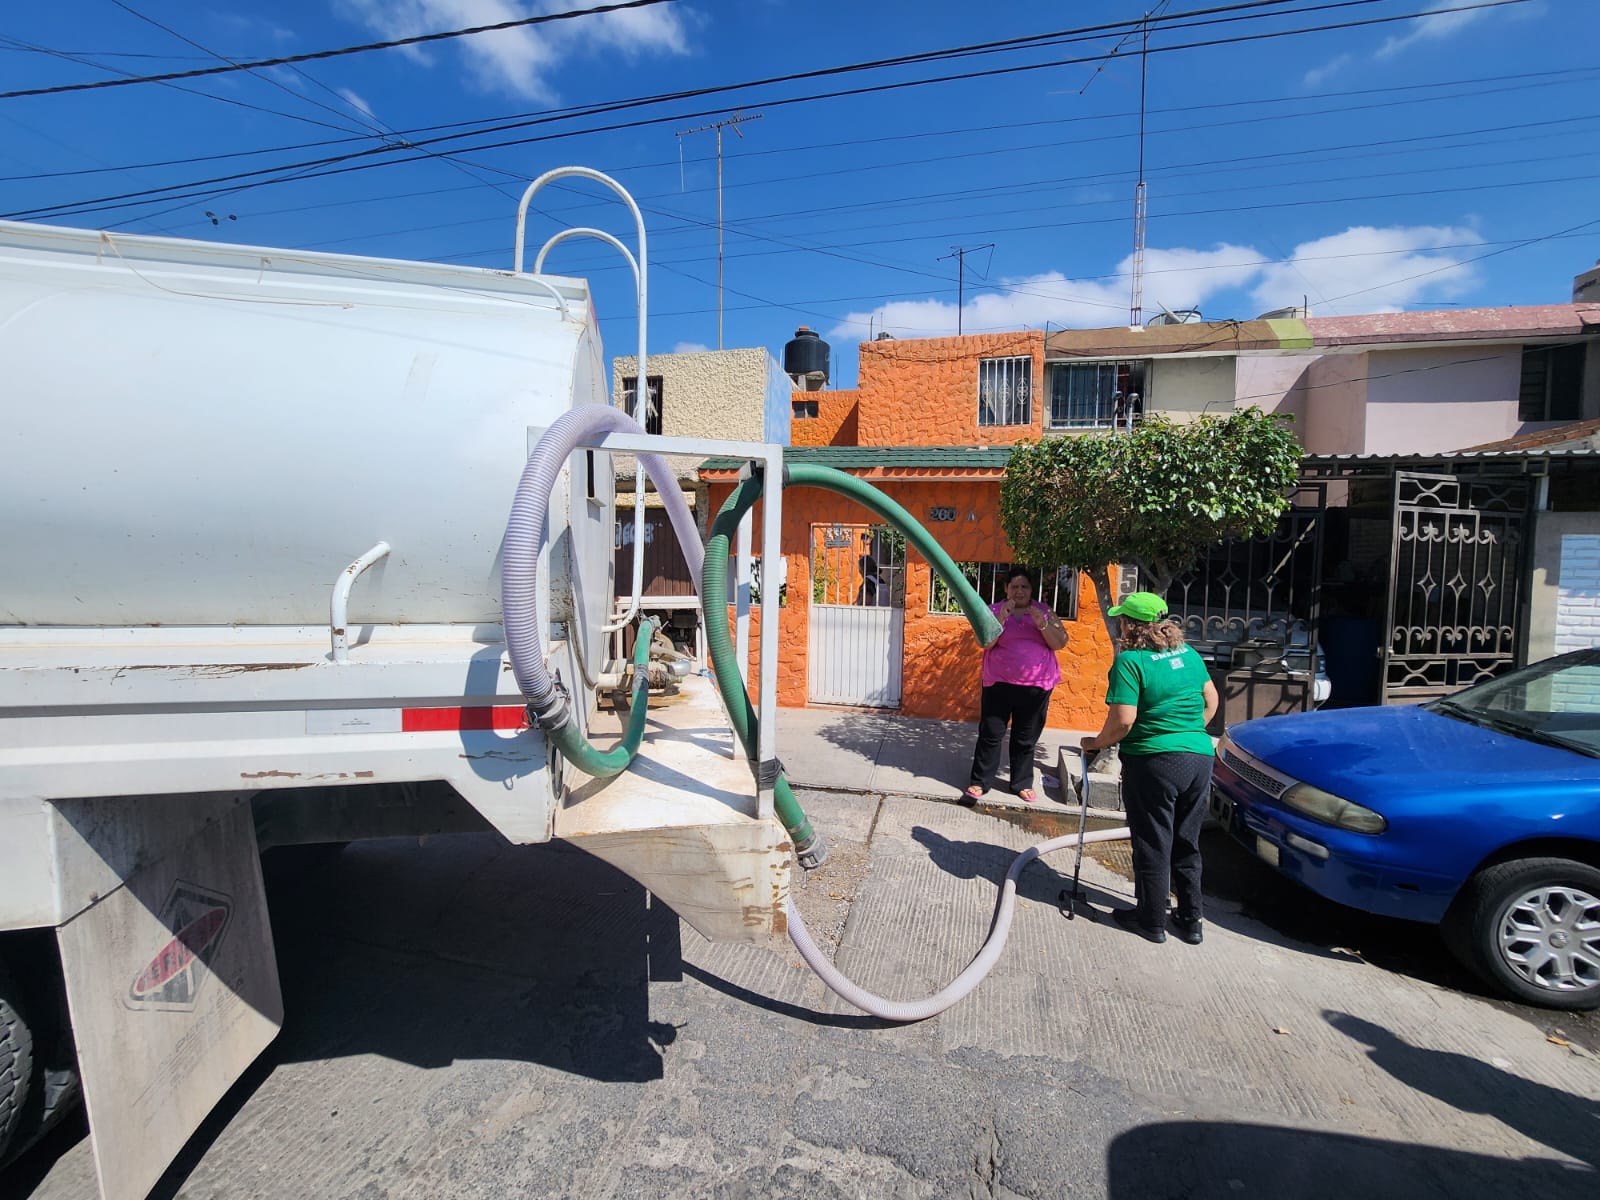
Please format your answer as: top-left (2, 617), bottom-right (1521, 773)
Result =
top-left (1226, 704), bottom-right (1597, 805)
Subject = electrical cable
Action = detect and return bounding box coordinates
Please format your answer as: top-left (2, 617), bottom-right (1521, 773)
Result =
top-left (3, 0), bottom-right (1535, 223)
top-left (0, 0), bottom-right (681, 99)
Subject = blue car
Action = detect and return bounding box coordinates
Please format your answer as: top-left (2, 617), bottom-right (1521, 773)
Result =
top-left (1211, 647), bottom-right (1600, 1010)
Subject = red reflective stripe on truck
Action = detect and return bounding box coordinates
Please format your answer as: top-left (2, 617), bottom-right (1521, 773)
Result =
top-left (400, 706), bottom-right (528, 732)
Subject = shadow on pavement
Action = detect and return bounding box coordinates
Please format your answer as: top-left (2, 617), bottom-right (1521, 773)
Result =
top-left (1107, 1120), bottom-right (1597, 1199)
top-left (1326, 1010), bottom-right (1600, 1168)
top-left (678, 962), bottom-right (890, 1030)
top-left (263, 834), bottom-right (683, 1084)
top-left (910, 825), bottom-right (1124, 912)
top-left (135, 835), bottom-right (684, 1200)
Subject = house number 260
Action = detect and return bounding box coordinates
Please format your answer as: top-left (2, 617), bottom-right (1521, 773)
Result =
top-left (928, 506), bottom-right (956, 523)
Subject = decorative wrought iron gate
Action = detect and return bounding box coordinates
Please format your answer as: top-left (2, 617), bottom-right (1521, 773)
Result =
top-left (1382, 472), bottom-right (1531, 704)
top-left (1169, 484), bottom-right (1327, 670)
top-left (808, 523), bottom-right (905, 707)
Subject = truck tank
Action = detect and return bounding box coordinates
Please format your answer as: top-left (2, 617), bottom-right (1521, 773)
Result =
top-left (0, 221), bottom-right (613, 643)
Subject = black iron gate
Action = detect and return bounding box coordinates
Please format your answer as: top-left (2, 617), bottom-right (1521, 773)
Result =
top-left (1169, 484), bottom-right (1327, 723)
top-left (1382, 471), bottom-right (1531, 704)
top-left (1170, 484), bottom-right (1326, 663)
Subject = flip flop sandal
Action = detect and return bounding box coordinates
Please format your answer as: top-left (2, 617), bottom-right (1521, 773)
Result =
top-left (1018, 789), bottom-right (1039, 804)
top-left (961, 786), bottom-right (985, 803)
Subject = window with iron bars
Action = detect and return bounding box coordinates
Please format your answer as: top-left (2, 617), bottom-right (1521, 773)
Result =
top-left (977, 356), bottom-right (1033, 427)
top-left (929, 562), bottom-right (1078, 620)
top-left (621, 375), bottom-right (664, 436)
top-left (1047, 360), bottom-right (1147, 429)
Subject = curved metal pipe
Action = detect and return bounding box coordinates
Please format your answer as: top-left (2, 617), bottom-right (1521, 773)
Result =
top-left (514, 167), bottom-right (650, 634)
top-left (330, 541), bottom-right (390, 664)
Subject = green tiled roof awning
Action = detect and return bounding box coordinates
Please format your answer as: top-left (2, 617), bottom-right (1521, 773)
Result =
top-left (700, 445), bottom-right (1014, 471)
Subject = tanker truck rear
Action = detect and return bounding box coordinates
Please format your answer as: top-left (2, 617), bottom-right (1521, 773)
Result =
top-left (0, 204), bottom-right (792, 1200)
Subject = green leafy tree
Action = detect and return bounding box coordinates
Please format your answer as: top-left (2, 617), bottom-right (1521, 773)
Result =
top-left (1000, 409), bottom-right (1302, 644)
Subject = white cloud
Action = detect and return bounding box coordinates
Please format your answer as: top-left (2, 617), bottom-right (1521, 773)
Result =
top-left (336, 88), bottom-right (377, 120)
top-left (672, 341), bottom-right (711, 354)
top-left (1374, 0), bottom-right (1493, 59)
top-left (1251, 224), bottom-right (1483, 314)
top-left (336, 0), bottom-right (689, 102)
top-left (828, 225), bottom-right (1487, 339)
top-left (215, 14), bottom-right (296, 44)
top-left (829, 243), bottom-right (1261, 340)
top-left (1302, 52), bottom-right (1352, 89)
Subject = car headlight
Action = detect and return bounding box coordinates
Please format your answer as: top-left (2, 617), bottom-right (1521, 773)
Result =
top-left (1280, 784), bottom-right (1387, 834)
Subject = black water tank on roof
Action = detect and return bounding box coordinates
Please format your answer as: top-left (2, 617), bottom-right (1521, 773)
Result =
top-left (783, 325), bottom-right (830, 382)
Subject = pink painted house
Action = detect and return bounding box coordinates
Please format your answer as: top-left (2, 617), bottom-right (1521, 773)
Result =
top-left (1238, 306), bottom-right (1600, 454)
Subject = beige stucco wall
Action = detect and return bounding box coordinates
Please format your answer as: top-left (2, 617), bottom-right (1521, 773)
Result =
top-left (1361, 345), bottom-right (1524, 453)
top-left (612, 347), bottom-right (774, 442)
top-left (1302, 352), bottom-right (1369, 454)
top-left (1149, 356), bottom-right (1235, 419)
top-left (1528, 512), bottom-right (1600, 662)
top-left (1235, 353), bottom-right (1314, 423)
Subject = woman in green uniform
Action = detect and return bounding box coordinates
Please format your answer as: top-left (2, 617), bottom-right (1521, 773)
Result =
top-left (1080, 592), bottom-right (1219, 945)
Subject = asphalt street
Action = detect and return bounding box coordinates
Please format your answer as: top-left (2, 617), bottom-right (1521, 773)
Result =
top-left (11, 788), bottom-right (1600, 1200)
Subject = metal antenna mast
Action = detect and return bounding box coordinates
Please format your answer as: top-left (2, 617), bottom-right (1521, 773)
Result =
top-left (937, 243), bottom-right (993, 336)
top-left (1130, 13), bottom-right (1150, 328)
top-left (675, 111), bottom-right (762, 349)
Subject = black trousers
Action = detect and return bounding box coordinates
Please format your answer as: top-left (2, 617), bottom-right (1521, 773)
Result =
top-left (1121, 751), bottom-right (1214, 927)
top-left (968, 681), bottom-right (1051, 793)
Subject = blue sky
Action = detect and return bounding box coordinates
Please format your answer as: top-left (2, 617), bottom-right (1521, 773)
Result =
top-left (3, 0), bottom-right (1596, 386)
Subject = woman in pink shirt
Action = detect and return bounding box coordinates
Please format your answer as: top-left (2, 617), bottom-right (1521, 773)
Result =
top-left (963, 568), bottom-right (1068, 804)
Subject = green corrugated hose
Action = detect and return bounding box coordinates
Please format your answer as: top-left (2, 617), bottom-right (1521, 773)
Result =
top-left (546, 616), bottom-right (659, 777)
top-left (703, 464), bottom-right (1004, 869)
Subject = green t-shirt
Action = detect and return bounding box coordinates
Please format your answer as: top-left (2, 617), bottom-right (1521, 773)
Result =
top-left (1104, 644), bottom-right (1215, 757)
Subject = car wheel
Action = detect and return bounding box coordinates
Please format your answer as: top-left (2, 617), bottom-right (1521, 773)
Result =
top-left (1445, 858), bottom-right (1600, 1011)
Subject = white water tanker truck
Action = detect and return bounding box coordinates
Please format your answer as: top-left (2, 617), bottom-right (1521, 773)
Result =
top-left (0, 170), bottom-right (1125, 1200)
top-left (0, 169), bottom-right (825, 1200)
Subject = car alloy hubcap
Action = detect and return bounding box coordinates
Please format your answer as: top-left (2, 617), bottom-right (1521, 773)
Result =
top-left (1497, 886), bottom-right (1600, 993)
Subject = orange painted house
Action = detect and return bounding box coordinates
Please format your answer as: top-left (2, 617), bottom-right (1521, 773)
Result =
top-left (702, 331), bottom-right (1116, 731)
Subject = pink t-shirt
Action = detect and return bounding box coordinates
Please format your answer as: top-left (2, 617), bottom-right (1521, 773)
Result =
top-left (980, 601), bottom-right (1062, 689)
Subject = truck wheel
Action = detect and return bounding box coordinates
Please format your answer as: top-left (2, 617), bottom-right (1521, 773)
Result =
top-left (1444, 858), bottom-right (1600, 1011)
top-left (0, 961), bottom-right (36, 1165)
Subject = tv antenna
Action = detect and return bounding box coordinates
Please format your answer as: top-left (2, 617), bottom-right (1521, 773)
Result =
top-left (936, 243), bottom-right (994, 336)
top-left (676, 111), bottom-right (762, 349)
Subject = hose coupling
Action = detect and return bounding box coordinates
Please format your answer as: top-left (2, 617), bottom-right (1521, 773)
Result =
top-left (794, 832), bottom-right (829, 872)
top-left (525, 686), bottom-right (572, 732)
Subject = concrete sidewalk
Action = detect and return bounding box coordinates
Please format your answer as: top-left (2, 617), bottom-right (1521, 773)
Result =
top-left (776, 704), bottom-right (1102, 811)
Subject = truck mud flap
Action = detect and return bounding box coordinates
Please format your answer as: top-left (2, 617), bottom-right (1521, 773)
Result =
top-left (53, 796), bottom-right (282, 1200)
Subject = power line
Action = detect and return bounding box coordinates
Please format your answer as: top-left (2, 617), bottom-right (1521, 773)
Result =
top-left (0, 0), bottom-right (681, 100)
top-left (104, 2), bottom-right (377, 136)
top-left (18, 44), bottom-right (1585, 190)
top-left (3, 0), bottom-right (1530, 223)
top-left (73, 64), bottom-right (1593, 247)
top-left (0, 34), bottom-right (363, 137)
top-left (1319, 215), bottom-right (1600, 306)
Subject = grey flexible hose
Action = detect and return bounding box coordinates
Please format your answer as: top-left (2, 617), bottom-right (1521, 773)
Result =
top-left (786, 826), bottom-right (1132, 1022)
top-left (502, 405), bottom-right (702, 709)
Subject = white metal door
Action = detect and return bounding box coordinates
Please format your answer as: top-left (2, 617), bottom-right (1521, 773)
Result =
top-left (808, 523), bottom-right (905, 706)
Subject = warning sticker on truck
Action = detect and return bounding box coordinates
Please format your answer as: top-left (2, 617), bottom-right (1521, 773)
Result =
top-left (126, 882), bottom-right (233, 1012)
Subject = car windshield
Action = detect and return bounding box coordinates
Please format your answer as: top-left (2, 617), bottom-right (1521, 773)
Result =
top-left (1427, 649), bottom-right (1600, 759)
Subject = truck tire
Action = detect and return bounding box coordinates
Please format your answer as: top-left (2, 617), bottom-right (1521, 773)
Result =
top-left (0, 960), bottom-right (36, 1165)
top-left (1444, 857), bottom-right (1600, 1011)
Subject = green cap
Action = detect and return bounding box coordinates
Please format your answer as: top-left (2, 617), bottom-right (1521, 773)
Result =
top-left (1107, 591), bottom-right (1169, 622)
